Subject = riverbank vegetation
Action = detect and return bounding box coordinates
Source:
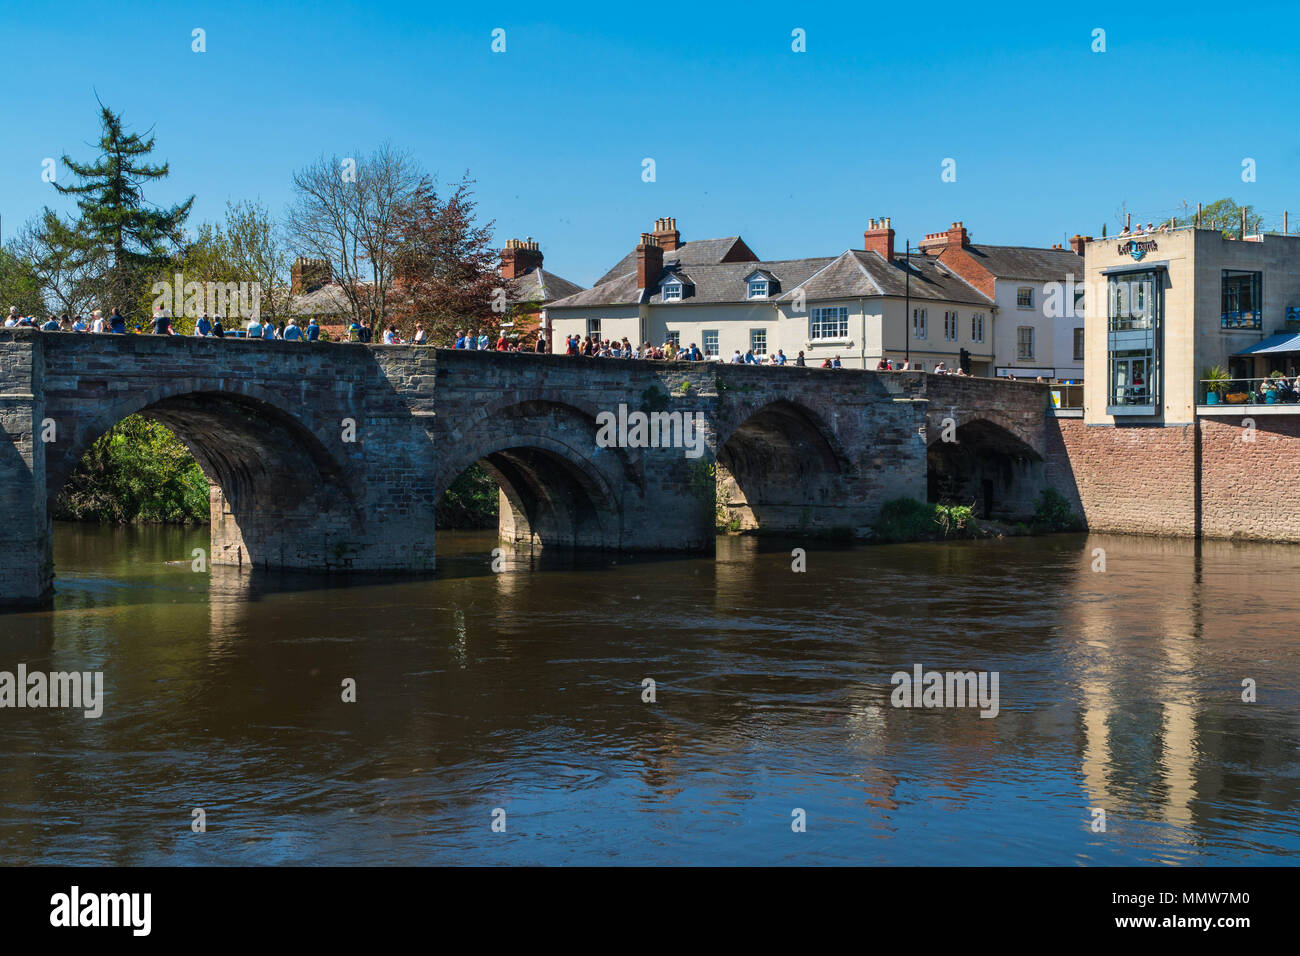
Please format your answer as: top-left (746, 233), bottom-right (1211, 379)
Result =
top-left (871, 490), bottom-right (1083, 543)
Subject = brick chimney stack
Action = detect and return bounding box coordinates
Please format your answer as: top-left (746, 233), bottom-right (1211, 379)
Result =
top-left (863, 217), bottom-right (895, 260)
top-left (1069, 234), bottom-right (1092, 256)
top-left (636, 233), bottom-right (664, 290)
top-left (500, 237), bottom-right (543, 280)
top-left (291, 256), bottom-right (332, 294)
top-left (918, 221), bottom-right (971, 253)
top-left (652, 217), bottom-right (681, 252)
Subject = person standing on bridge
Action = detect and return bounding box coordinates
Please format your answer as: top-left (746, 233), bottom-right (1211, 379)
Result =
top-left (306, 317), bottom-right (320, 342)
top-left (212, 316), bottom-right (225, 338)
top-left (283, 318), bottom-right (304, 341)
top-left (413, 322), bottom-right (427, 345)
top-left (109, 308), bottom-right (126, 333)
top-left (246, 315), bottom-right (263, 339)
top-left (152, 307), bottom-right (174, 335)
top-left (195, 313), bottom-right (213, 336)
top-left (795, 351), bottom-right (806, 367)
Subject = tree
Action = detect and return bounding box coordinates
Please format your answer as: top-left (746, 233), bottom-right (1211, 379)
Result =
top-left (0, 243), bottom-right (48, 317)
top-left (390, 174), bottom-right (501, 343)
top-left (1177, 198), bottom-right (1264, 237)
top-left (286, 144), bottom-right (423, 328)
top-left (53, 103), bottom-right (193, 319)
top-left (12, 210), bottom-right (101, 317)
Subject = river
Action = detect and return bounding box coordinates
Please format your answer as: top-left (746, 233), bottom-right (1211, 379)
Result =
top-left (0, 523), bottom-right (1297, 865)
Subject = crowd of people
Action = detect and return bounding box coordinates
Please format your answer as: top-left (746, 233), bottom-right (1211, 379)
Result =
top-left (5, 305), bottom-right (982, 374)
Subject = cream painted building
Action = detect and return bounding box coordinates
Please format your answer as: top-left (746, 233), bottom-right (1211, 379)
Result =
top-left (547, 217), bottom-right (994, 371)
top-left (1082, 225), bottom-right (1300, 425)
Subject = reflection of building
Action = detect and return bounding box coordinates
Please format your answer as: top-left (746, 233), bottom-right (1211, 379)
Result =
top-left (1083, 226), bottom-right (1300, 424)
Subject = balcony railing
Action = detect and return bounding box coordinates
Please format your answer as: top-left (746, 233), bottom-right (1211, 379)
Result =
top-left (1201, 377), bottom-right (1300, 406)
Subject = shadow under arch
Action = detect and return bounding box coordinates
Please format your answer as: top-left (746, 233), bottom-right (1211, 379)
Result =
top-left (48, 388), bottom-right (362, 570)
top-left (715, 399), bottom-right (855, 533)
top-left (434, 400), bottom-right (632, 552)
top-left (927, 417), bottom-right (1044, 520)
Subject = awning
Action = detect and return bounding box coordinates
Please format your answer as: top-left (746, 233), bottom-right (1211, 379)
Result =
top-left (1233, 332), bottom-right (1300, 355)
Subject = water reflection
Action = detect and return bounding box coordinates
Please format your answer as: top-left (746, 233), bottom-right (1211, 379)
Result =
top-left (0, 523), bottom-right (1295, 865)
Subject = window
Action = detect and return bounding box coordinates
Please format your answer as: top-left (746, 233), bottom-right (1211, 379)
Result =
top-left (702, 329), bottom-right (719, 357)
top-left (1017, 326), bottom-right (1034, 360)
top-left (1017, 287), bottom-right (1034, 309)
top-left (1106, 269), bottom-right (1161, 410)
top-left (1109, 273), bottom-right (1154, 330)
top-left (662, 281), bottom-right (683, 301)
top-left (971, 312), bottom-right (985, 344)
top-left (912, 307), bottom-right (927, 339)
top-left (1221, 270), bottom-right (1262, 329)
top-left (811, 306), bottom-right (849, 340)
top-left (586, 318), bottom-right (601, 339)
top-left (750, 328), bottom-right (767, 355)
top-left (665, 330), bottom-right (680, 347)
top-left (944, 310), bottom-right (958, 341)
top-left (748, 279), bottom-right (768, 299)
top-left (1073, 288), bottom-right (1085, 318)
top-left (1073, 328), bottom-right (1084, 362)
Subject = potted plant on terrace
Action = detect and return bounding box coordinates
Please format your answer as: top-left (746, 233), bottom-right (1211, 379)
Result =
top-left (1203, 365), bottom-right (1230, 405)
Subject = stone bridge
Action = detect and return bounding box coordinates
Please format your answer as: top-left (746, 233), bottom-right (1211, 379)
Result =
top-left (0, 329), bottom-right (1051, 607)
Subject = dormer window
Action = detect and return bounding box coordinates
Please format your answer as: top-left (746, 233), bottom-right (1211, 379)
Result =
top-left (748, 279), bottom-right (769, 299)
top-left (663, 281), bottom-right (683, 301)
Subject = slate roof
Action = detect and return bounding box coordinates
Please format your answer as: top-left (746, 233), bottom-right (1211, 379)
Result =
top-left (506, 266), bottom-right (584, 306)
top-left (593, 236), bottom-right (758, 286)
top-left (549, 241), bottom-right (994, 310)
top-left (960, 244), bottom-right (1083, 282)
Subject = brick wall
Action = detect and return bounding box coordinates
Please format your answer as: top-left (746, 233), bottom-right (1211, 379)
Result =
top-left (1200, 415), bottom-right (1300, 542)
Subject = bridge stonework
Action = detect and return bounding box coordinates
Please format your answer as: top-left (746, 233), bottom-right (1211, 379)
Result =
top-left (0, 330), bottom-right (1052, 608)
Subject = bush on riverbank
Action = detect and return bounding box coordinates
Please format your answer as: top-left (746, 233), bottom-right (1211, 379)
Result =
top-left (54, 415), bottom-right (210, 523)
top-left (1031, 488), bottom-right (1085, 532)
top-left (873, 497), bottom-right (980, 543)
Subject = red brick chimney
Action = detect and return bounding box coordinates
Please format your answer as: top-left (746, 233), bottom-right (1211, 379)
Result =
top-left (918, 221), bottom-right (971, 253)
top-left (290, 256), bottom-right (332, 294)
top-left (636, 233), bottom-right (664, 290)
top-left (652, 217), bottom-right (681, 252)
top-left (1069, 234), bottom-right (1091, 256)
top-left (863, 217), bottom-right (895, 260)
top-left (500, 237), bottom-right (543, 280)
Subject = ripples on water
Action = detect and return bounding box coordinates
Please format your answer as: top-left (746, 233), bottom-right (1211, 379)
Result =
top-left (0, 523), bottom-right (1297, 865)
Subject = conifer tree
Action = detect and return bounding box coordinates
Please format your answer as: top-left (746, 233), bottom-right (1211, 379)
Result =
top-left (53, 104), bottom-right (193, 317)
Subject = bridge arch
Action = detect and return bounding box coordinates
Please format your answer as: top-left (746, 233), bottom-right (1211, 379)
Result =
top-left (47, 383), bottom-right (364, 570)
top-left (926, 416), bottom-right (1044, 520)
top-left (714, 399), bottom-right (855, 534)
top-left (432, 398), bottom-right (631, 551)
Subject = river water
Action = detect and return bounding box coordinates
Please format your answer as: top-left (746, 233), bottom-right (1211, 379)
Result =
top-left (0, 523), bottom-right (1297, 865)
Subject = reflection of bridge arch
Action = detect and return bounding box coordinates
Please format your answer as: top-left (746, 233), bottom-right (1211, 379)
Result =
top-left (433, 399), bottom-right (633, 551)
top-left (46, 383), bottom-right (364, 570)
top-left (927, 417), bottom-right (1044, 519)
top-left (714, 399), bottom-right (856, 533)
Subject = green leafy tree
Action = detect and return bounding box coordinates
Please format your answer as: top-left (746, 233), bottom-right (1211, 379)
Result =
top-left (0, 244), bottom-right (45, 317)
top-left (1177, 198), bottom-right (1264, 237)
top-left (53, 104), bottom-right (194, 321)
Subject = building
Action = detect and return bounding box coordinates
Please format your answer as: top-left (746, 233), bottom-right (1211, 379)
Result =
top-left (919, 222), bottom-right (1087, 381)
top-left (500, 238), bottom-right (584, 348)
top-left (1082, 224), bottom-right (1300, 425)
top-left (546, 216), bottom-right (999, 371)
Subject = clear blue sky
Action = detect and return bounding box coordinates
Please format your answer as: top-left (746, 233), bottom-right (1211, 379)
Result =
top-left (2, 0), bottom-right (1298, 286)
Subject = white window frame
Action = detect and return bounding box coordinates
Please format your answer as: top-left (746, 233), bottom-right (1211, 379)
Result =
top-left (1017, 287), bottom-right (1034, 309)
top-left (747, 279), bottom-right (768, 299)
top-left (702, 329), bottom-right (719, 356)
top-left (662, 281), bottom-right (683, 301)
top-left (586, 318), bottom-right (601, 339)
top-left (810, 306), bottom-right (849, 341)
top-left (912, 307), bottom-right (927, 340)
top-left (750, 327), bottom-right (767, 355)
top-left (1017, 325), bottom-right (1034, 360)
top-left (971, 312), bottom-right (984, 344)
